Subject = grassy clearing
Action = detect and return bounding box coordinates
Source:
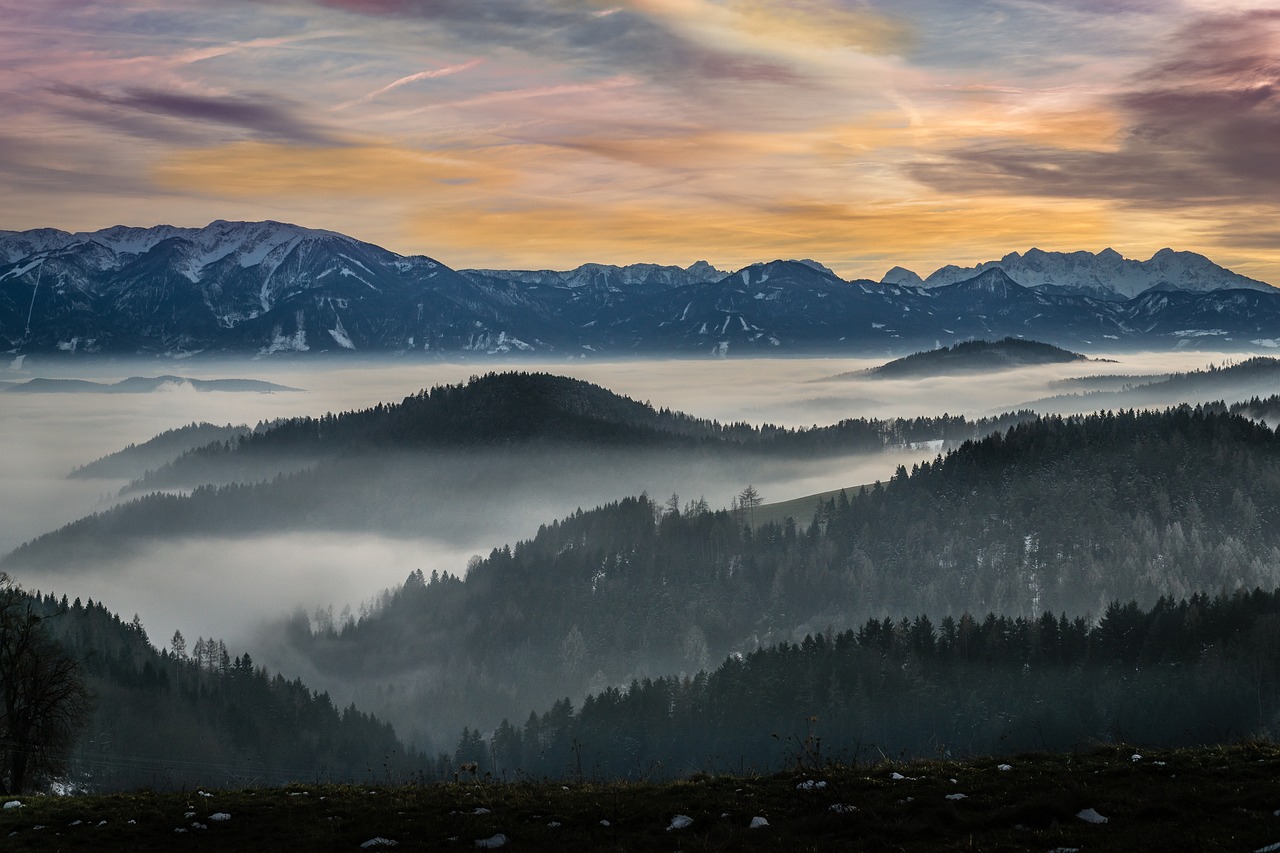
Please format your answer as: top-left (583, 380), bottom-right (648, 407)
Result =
top-left (750, 485), bottom-right (858, 530)
top-left (4, 743), bottom-right (1280, 850)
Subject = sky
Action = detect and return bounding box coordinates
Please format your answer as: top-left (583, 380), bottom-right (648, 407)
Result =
top-left (0, 0), bottom-right (1277, 282)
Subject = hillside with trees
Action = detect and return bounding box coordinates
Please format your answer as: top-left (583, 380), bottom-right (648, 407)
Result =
top-left (447, 588), bottom-right (1280, 779)
top-left (4, 373), bottom-right (1033, 566)
top-left (248, 403), bottom-right (1280, 743)
top-left (2, 574), bottom-right (420, 793)
top-left (859, 337), bottom-right (1091, 378)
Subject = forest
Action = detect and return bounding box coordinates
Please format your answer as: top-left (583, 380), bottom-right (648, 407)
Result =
top-left (444, 588), bottom-right (1280, 780)
top-left (3, 587), bottom-right (421, 792)
top-left (4, 372), bottom-right (1035, 565)
top-left (244, 402), bottom-right (1280, 745)
top-left (9, 375), bottom-right (1280, 793)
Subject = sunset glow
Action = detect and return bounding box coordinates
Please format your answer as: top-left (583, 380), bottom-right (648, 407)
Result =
top-left (1, 1), bottom-right (1277, 281)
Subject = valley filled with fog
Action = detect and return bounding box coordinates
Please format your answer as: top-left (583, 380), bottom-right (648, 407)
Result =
top-left (2, 348), bottom-right (1275, 747)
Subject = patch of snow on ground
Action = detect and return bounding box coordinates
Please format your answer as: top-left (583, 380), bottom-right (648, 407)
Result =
top-left (474, 833), bottom-right (508, 848)
top-left (997, 764), bottom-right (1012, 771)
top-left (796, 780), bottom-right (827, 790)
top-left (945, 793), bottom-right (967, 801)
top-left (3, 801), bottom-right (21, 809)
top-left (829, 804), bottom-right (858, 814)
top-left (328, 315), bottom-right (356, 349)
top-left (1077, 807), bottom-right (1108, 824)
top-left (209, 813), bottom-right (230, 821)
top-left (668, 815), bottom-right (693, 830)
top-left (1131, 754), bottom-right (1142, 762)
top-left (361, 838), bottom-right (399, 848)
top-left (599, 819), bottom-right (610, 826)
top-left (472, 807), bottom-right (491, 815)
top-left (749, 816), bottom-right (769, 828)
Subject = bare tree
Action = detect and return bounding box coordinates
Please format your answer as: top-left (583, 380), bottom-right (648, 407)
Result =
top-left (738, 484), bottom-right (763, 528)
top-left (0, 573), bottom-right (92, 795)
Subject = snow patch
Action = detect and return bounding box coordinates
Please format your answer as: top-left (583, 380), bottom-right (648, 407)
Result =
top-left (1077, 807), bottom-right (1108, 824)
top-left (749, 816), bottom-right (769, 828)
top-left (667, 815), bottom-right (693, 831)
top-left (328, 314), bottom-right (356, 350)
top-left (474, 833), bottom-right (508, 848)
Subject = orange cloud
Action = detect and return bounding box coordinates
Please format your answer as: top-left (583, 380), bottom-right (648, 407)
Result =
top-left (154, 141), bottom-right (508, 198)
top-left (410, 195), bottom-right (1122, 279)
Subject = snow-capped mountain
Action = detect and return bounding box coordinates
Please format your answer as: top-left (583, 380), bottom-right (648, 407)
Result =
top-left (888, 248), bottom-right (1272, 300)
top-left (461, 260), bottom-right (726, 293)
top-left (0, 221), bottom-right (566, 356)
top-left (2, 221), bottom-right (1279, 358)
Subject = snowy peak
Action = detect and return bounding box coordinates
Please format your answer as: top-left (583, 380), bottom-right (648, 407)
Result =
top-left (460, 259), bottom-right (727, 293)
top-left (921, 247), bottom-right (1272, 299)
top-left (880, 266), bottom-right (924, 287)
top-left (939, 267), bottom-right (1027, 298)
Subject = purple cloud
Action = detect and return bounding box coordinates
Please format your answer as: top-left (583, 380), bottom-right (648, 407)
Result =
top-left (46, 83), bottom-right (339, 145)
top-left (910, 9), bottom-right (1280, 208)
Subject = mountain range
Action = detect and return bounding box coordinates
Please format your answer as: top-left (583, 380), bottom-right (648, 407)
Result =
top-left (1, 220), bottom-right (1277, 358)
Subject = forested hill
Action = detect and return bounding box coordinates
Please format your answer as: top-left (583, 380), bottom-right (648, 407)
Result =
top-left (452, 588), bottom-right (1280, 779)
top-left (22, 591), bottom-right (420, 792)
top-left (257, 403), bottom-right (1280, 741)
top-left (863, 337), bottom-right (1090, 378)
top-left (2, 373), bottom-right (1035, 568)
top-left (145, 371), bottom-right (1025, 472)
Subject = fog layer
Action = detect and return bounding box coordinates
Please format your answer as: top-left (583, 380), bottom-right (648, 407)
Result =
top-left (0, 350), bottom-right (1257, 653)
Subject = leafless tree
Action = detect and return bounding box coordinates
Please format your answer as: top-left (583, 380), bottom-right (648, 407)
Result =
top-left (0, 573), bottom-right (92, 795)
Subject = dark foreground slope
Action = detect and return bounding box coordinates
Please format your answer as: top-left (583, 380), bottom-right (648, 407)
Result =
top-left (3, 742), bottom-right (1280, 851)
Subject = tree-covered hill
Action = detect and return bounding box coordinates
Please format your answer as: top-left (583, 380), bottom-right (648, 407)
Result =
top-left (859, 337), bottom-right (1091, 378)
top-left (450, 588), bottom-right (1280, 780)
top-left (248, 404), bottom-right (1280, 743)
top-left (4, 373), bottom-right (1032, 565)
top-left (18, 590), bottom-right (421, 792)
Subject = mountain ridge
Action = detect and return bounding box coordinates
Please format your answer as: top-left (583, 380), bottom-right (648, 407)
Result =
top-left (3, 220), bottom-right (1279, 358)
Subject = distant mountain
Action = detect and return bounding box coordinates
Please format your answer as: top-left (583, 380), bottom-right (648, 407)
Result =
top-left (860, 337), bottom-right (1091, 379)
top-left (888, 247), bottom-right (1274, 301)
top-left (460, 260), bottom-right (726, 292)
top-left (1020, 357), bottom-right (1280, 413)
top-left (4, 221), bottom-right (1280, 357)
top-left (4, 375), bottom-right (299, 394)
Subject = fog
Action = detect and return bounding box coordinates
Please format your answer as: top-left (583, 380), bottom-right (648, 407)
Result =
top-left (0, 349), bottom-right (1263, 664)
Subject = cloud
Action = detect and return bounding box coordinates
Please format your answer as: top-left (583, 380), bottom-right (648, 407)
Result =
top-left (333, 58), bottom-right (484, 110)
top-left (46, 83), bottom-right (341, 144)
top-left (256, 0), bottom-right (819, 85)
top-left (908, 9), bottom-right (1280, 208)
top-left (154, 141), bottom-right (507, 198)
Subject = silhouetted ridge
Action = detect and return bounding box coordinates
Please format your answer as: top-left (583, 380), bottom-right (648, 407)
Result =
top-left (866, 337), bottom-right (1089, 378)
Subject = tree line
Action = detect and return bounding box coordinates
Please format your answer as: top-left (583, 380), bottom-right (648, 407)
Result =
top-left (446, 588), bottom-right (1280, 781)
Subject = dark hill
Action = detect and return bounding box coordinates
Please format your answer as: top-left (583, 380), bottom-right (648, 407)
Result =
top-left (9, 586), bottom-right (419, 793)
top-left (861, 337), bottom-right (1090, 378)
top-left (246, 404), bottom-right (1280, 740)
top-left (1022, 356), bottom-right (1280, 412)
